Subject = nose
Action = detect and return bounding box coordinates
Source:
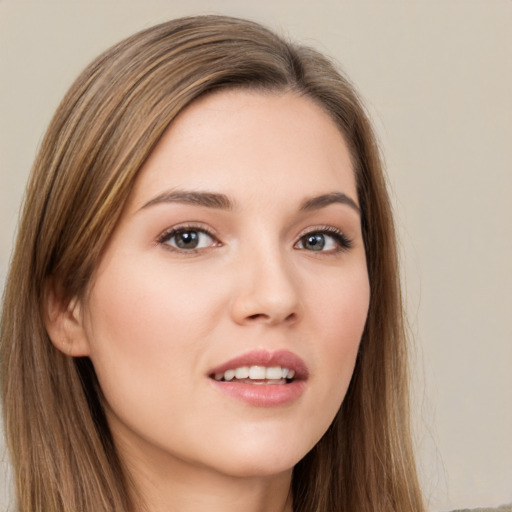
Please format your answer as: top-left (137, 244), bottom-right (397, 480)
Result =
top-left (230, 248), bottom-right (302, 326)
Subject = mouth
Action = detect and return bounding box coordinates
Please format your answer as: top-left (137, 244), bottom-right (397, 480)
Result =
top-left (211, 365), bottom-right (296, 384)
top-left (207, 350), bottom-right (308, 406)
top-left (208, 349), bottom-right (307, 383)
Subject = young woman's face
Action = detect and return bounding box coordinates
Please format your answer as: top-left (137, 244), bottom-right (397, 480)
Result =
top-left (77, 90), bottom-right (370, 479)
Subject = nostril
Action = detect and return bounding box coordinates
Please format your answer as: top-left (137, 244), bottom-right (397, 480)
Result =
top-left (284, 312), bottom-right (297, 322)
top-left (247, 313), bottom-right (269, 321)
top-left (245, 312), bottom-right (297, 323)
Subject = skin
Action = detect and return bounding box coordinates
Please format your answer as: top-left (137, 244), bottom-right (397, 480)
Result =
top-left (50, 90), bottom-right (370, 512)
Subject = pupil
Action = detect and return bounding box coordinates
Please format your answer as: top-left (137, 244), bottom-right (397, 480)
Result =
top-left (176, 231), bottom-right (199, 249)
top-left (305, 234), bottom-right (325, 251)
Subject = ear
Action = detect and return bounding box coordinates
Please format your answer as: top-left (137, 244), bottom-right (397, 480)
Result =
top-left (44, 279), bottom-right (91, 357)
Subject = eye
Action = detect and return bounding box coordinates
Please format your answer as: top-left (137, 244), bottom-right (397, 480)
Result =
top-left (158, 226), bottom-right (219, 252)
top-left (295, 228), bottom-right (352, 253)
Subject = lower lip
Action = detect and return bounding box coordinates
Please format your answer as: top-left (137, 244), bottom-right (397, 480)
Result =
top-left (210, 379), bottom-right (306, 407)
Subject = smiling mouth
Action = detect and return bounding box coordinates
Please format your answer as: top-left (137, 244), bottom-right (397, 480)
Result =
top-left (208, 350), bottom-right (307, 406)
top-left (211, 365), bottom-right (296, 384)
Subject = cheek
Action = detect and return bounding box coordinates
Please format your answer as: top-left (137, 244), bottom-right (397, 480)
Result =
top-left (311, 263), bottom-right (369, 337)
top-left (308, 266), bottom-right (369, 398)
top-left (87, 256), bottom-right (219, 346)
top-left (82, 258), bottom-right (221, 410)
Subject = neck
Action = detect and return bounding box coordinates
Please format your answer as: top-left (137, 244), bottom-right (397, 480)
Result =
top-left (115, 431), bottom-right (294, 512)
top-left (126, 456), bottom-right (294, 512)
top-left (133, 464), bottom-right (293, 512)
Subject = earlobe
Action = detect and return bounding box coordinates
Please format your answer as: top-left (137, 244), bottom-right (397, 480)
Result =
top-left (44, 280), bottom-right (91, 357)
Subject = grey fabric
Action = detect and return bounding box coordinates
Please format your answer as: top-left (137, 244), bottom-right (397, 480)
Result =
top-left (450, 506), bottom-right (512, 512)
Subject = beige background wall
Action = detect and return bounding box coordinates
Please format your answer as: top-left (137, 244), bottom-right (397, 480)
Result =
top-left (1, 1), bottom-right (510, 511)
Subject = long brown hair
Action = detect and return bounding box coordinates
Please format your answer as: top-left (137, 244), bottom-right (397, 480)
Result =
top-left (1, 15), bottom-right (425, 512)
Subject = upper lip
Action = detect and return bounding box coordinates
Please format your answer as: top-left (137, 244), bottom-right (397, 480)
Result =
top-left (208, 349), bottom-right (309, 380)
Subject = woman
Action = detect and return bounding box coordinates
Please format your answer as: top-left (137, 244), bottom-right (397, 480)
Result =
top-left (1, 15), bottom-right (424, 512)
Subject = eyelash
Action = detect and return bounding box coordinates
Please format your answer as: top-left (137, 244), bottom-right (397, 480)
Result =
top-left (295, 226), bottom-right (353, 253)
top-left (156, 224), bottom-right (353, 254)
top-left (157, 224), bottom-right (220, 254)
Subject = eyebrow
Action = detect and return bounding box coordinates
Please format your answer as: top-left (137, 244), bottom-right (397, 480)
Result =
top-left (140, 189), bottom-right (359, 214)
top-left (299, 192), bottom-right (360, 214)
top-left (140, 190), bottom-right (235, 211)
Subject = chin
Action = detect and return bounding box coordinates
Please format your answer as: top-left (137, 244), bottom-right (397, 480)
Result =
top-left (212, 455), bottom-right (298, 479)
top-left (200, 430), bottom-right (319, 479)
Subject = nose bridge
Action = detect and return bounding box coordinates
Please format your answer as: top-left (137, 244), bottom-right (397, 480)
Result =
top-left (231, 233), bottom-right (301, 325)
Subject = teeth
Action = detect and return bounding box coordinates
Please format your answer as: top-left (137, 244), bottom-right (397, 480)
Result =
top-left (249, 366), bottom-right (266, 379)
top-left (215, 365), bottom-right (296, 382)
top-left (266, 366), bottom-right (283, 379)
top-left (224, 369), bottom-right (235, 381)
top-left (235, 366), bottom-right (249, 379)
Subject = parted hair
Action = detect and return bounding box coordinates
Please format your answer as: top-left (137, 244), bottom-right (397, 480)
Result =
top-left (0, 15), bottom-right (425, 512)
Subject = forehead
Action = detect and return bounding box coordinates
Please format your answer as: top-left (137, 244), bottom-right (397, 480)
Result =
top-left (129, 89), bottom-right (357, 210)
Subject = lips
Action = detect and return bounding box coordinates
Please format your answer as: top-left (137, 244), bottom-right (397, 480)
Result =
top-left (208, 349), bottom-right (308, 407)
